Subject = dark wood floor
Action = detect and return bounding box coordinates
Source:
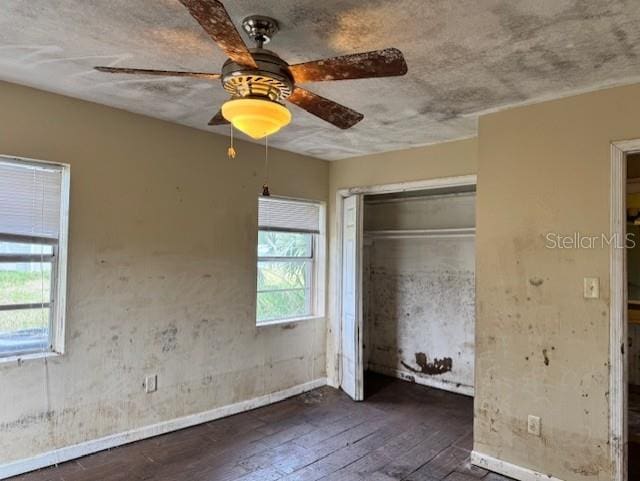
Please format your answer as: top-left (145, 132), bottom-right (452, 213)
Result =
top-left (11, 373), bottom-right (511, 481)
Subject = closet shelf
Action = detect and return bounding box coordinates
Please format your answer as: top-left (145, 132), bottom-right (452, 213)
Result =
top-left (364, 227), bottom-right (475, 239)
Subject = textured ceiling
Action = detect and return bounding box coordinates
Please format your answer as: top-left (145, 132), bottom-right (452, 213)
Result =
top-left (2, 0), bottom-right (640, 160)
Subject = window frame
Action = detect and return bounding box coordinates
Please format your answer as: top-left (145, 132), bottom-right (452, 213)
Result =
top-left (256, 197), bottom-right (325, 326)
top-left (0, 155), bottom-right (70, 361)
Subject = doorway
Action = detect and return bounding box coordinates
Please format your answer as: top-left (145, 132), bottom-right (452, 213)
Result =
top-left (611, 141), bottom-right (640, 481)
top-left (626, 151), bottom-right (640, 479)
top-left (336, 175), bottom-right (476, 401)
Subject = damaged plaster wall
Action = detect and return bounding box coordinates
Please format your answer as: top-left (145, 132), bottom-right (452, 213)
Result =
top-left (363, 194), bottom-right (475, 394)
top-left (327, 138), bottom-right (478, 388)
top-left (0, 81), bottom-right (328, 465)
top-left (474, 83), bottom-right (640, 480)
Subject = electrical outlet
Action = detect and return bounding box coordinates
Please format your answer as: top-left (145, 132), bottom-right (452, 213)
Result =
top-left (583, 277), bottom-right (599, 299)
top-left (144, 374), bottom-right (157, 393)
top-left (527, 415), bottom-right (541, 436)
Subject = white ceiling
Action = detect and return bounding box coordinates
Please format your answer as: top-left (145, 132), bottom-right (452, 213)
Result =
top-left (2, 0), bottom-right (640, 160)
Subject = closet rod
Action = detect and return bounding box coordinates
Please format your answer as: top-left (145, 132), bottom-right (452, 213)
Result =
top-left (364, 227), bottom-right (475, 239)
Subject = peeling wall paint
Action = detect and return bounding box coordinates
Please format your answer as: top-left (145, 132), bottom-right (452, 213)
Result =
top-left (401, 353), bottom-right (453, 376)
top-left (363, 194), bottom-right (475, 394)
top-left (0, 81), bottom-right (328, 466)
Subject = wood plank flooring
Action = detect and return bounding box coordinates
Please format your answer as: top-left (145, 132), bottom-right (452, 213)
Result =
top-left (10, 373), bottom-right (511, 481)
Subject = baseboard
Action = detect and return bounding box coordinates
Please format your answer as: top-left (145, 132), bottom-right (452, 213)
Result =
top-left (367, 364), bottom-right (474, 397)
top-left (0, 377), bottom-right (327, 480)
top-left (471, 451), bottom-right (565, 481)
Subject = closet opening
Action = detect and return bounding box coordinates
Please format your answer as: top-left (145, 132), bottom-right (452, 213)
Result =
top-left (337, 176), bottom-right (476, 401)
top-left (362, 185), bottom-right (476, 397)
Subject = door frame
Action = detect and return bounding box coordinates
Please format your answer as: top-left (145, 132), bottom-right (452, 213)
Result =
top-left (611, 140), bottom-right (640, 481)
top-left (334, 174), bottom-right (477, 395)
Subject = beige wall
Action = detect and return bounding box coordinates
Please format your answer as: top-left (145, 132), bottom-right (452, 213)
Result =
top-left (474, 83), bottom-right (640, 480)
top-left (327, 138), bottom-right (478, 385)
top-left (0, 81), bottom-right (328, 464)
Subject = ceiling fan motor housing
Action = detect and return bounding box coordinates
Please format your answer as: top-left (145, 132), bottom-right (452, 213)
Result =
top-left (221, 49), bottom-right (293, 103)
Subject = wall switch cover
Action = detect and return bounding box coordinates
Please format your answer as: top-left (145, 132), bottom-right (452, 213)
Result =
top-left (527, 415), bottom-right (541, 436)
top-left (583, 277), bottom-right (599, 299)
top-left (144, 374), bottom-right (157, 393)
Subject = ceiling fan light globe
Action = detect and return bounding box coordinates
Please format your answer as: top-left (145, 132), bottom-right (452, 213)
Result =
top-left (221, 98), bottom-right (291, 140)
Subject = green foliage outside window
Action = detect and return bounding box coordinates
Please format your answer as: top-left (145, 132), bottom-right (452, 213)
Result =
top-left (257, 231), bottom-right (313, 322)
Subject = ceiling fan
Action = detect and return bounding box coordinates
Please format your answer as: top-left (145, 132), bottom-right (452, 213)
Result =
top-left (95, 0), bottom-right (408, 139)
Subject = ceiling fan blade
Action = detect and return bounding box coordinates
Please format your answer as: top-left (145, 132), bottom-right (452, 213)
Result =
top-left (287, 87), bottom-right (363, 129)
top-left (289, 48), bottom-right (407, 84)
top-left (94, 66), bottom-right (221, 80)
top-left (177, 0), bottom-right (257, 68)
top-left (208, 110), bottom-right (229, 125)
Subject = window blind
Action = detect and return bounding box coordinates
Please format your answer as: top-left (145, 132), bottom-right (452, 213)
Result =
top-left (258, 197), bottom-right (321, 234)
top-left (0, 159), bottom-right (63, 240)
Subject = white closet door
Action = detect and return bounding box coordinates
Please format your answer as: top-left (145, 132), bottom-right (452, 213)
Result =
top-left (340, 194), bottom-right (364, 401)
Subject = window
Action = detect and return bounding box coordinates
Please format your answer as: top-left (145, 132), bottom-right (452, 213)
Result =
top-left (0, 157), bottom-right (69, 358)
top-left (257, 197), bottom-right (324, 325)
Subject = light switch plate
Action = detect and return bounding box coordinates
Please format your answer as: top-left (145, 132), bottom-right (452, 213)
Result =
top-left (583, 277), bottom-right (599, 299)
top-left (527, 415), bottom-right (541, 436)
top-left (144, 374), bottom-right (157, 393)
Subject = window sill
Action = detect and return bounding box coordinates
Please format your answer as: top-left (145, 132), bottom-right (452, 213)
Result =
top-left (0, 350), bottom-right (61, 365)
top-left (257, 316), bottom-right (324, 328)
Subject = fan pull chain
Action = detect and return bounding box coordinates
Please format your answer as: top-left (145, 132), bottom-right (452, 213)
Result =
top-left (262, 135), bottom-right (270, 196)
top-left (227, 124), bottom-right (236, 159)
